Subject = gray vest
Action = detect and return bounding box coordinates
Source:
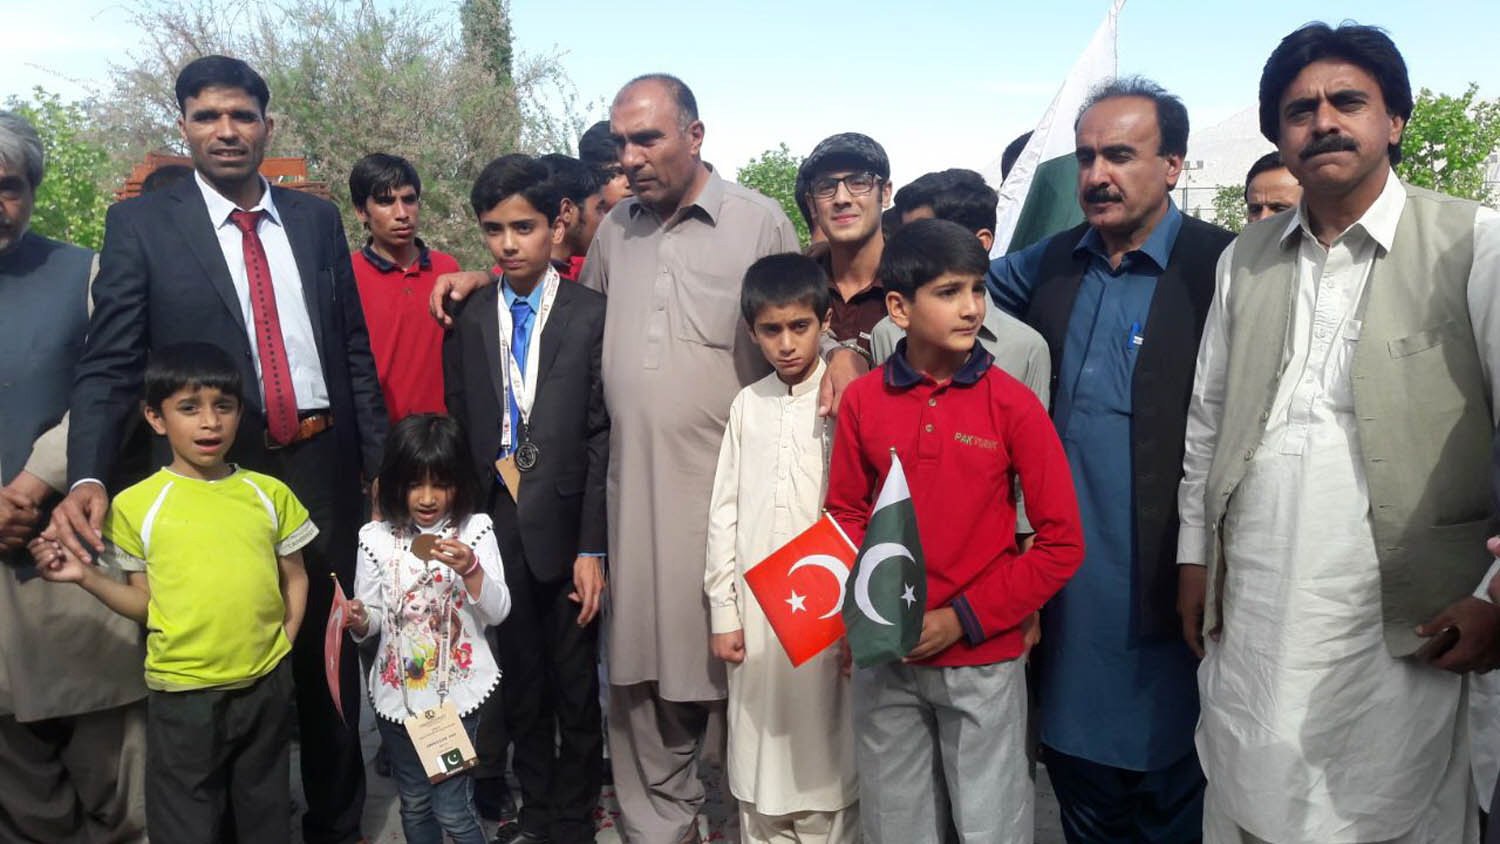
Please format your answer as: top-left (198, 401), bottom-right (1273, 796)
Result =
top-left (1203, 183), bottom-right (1494, 656)
top-left (0, 232), bottom-right (92, 483)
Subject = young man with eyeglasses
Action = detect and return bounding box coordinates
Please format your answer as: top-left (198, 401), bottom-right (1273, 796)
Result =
top-left (796, 133), bottom-right (892, 358)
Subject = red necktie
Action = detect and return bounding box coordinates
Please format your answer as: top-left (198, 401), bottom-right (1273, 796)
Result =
top-left (229, 209), bottom-right (300, 446)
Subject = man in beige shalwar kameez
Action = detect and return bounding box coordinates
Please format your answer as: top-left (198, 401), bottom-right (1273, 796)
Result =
top-left (580, 74), bottom-right (801, 843)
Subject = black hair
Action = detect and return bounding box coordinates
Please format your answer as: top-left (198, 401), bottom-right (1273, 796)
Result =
top-left (349, 153), bottom-right (422, 208)
top-left (537, 153), bottom-right (601, 204)
top-left (470, 154), bottom-right (562, 222)
top-left (578, 120), bottom-right (618, 172)
top-left (878, 218), bottom-right (990, 299)
top-left (881, 206), bottom-right (903, 242)
top-left (1000, 131), bottom-right (1033, 180)
top-left (144, 342), bottom-right (244, 411)
top-left (893, 169), bottom-right (999, 235)
top-left (619, 73), bottom-right (699, 129)
top-left (1076, 76), bottom-right (1189, 158)
top-left (739, 253), bottom-right (830, 325)
top-left (1258, 22), bottom-right (1412, 164)
top-left (140, 164), bottom-right (194, 194)
top-left (375, 414), bottom-right (480, 529)
top-left (174, 55), bottom-right (271, 115)
top-left (1244, 151), bottom-right (1288, 193)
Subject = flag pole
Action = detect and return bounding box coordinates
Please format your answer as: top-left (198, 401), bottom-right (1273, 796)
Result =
top-left (822, 510), bottom-right (858, 553)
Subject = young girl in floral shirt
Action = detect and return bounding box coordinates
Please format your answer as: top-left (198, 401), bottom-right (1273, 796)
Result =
top-left (347, 414), bottom-right (511, 844)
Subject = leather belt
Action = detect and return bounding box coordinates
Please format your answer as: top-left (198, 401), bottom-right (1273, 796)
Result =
top-left (266, 411), bottom-right (333, 450)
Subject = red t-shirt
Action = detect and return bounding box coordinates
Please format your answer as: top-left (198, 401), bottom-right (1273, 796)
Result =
top-left (352, 240), bottom-right (460, 424)
top-left (825, 340), bottom-right (1085, 666)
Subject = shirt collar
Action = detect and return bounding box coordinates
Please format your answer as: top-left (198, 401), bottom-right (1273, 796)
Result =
top-left (787, 357), bottom-right (827, 398)
top-left (1280, 167), bottom-right (1405, 252)
top-left (1074, 200), bottom-right (1183, 272)
top-left (978, 303), bottom-right (1003, 343)
top-left (195, 170), bottom-right (282, 228)
top-left (501, 265), bottom-right (557, 310)
top-left (627, 166), bottom-right (724, 227)
top-left (360, 238), bottom-right (432, 273)
top-left (884, 338), bottom-right (995, 390)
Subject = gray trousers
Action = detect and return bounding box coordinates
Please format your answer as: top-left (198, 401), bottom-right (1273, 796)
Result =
top-left (0, 701), bottom-right (147, 844)
top-left (607, 681), bottom-right (729, 843)
top-left (853, 659), bottom-right (1033, 844)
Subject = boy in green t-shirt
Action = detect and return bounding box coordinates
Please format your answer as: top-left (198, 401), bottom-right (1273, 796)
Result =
top-left (34, 342), bottom-right (314, 842)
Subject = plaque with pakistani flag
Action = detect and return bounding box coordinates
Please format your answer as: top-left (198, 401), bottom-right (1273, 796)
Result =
top-left (843, 451), bottom-right (927, 668)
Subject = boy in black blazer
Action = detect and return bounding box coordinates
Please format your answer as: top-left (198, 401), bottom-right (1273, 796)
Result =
top-left (444, 154), bottom-right (608, 844)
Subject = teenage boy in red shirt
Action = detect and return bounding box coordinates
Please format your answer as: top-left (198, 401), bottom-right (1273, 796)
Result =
top-left (349, 153), bottom-right (461, 423)
top-left (825, 218), bottom-right (1085, 844)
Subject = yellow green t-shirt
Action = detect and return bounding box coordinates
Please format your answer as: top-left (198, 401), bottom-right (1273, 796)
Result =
top-left (102, 467), bottom-right (318, 691)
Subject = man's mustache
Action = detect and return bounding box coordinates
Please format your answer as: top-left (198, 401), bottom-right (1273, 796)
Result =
top-left (1300, 134), bottom-right (1358, 160)
top-left (1083, 186), bottom-right (1123, 204)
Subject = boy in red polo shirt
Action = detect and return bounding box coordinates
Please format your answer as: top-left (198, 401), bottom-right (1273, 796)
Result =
top-left (349, 153), bottom-right (461, 423)
top-left (825, 218), bottom-right (1085, 844)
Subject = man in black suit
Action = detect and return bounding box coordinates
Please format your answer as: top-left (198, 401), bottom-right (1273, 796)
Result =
top-left (445, 154), bottom-right (608, 844)
top-left (47, 55), bottom-right (383, 844)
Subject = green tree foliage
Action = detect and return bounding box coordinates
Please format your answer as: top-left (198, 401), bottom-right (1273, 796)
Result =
top-left (1209, 184), bottom-right (1246, 234)
top-left (461, 0), bottom-right (514, 89)
top-left (4, 89), bottom-right (114, 251)
top-left (93, 0), bottom-right (589, 268)
top-left (1399, 84), bottom-right (1500, 205)
top-left (737, 144), bottom-right (810, 247)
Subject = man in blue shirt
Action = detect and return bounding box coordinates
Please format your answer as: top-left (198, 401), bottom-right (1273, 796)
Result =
top-left (990, 77), bottom-right (1232, 843)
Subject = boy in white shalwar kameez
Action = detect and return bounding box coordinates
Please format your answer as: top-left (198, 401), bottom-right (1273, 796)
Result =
top-left (705, 253), bottom-right (857, 843)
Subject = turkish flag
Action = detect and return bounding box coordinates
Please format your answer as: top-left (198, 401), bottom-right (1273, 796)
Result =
top-left (325, 573), bottom-right (350, 720)
top-left (744, 514), bottom-right (857, 667)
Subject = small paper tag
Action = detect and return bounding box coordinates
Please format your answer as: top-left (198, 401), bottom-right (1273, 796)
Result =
top-left (494, 455), bottom-right (521, 500)
top-left (404, 701), bottom-right (477, 784)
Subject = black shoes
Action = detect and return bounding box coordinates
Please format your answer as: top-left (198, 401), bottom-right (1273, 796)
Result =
top-left (474, 778), bottom-right (518, 825)
top-left (491, 825), bottom-right (550, 844)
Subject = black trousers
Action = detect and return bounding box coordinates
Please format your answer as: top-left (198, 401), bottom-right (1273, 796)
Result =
top-left (1044, 744), bottom-right (1205, 844)
top-left (145, 661), bottom-right (293, 844)
top-left (263, 431), bottom-right (367, 844)
top-left (498, 556), bottom-right (603, 844)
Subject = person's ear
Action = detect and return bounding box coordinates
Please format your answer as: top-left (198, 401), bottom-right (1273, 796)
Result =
top-left (886, 290), bottom-right (911, 330)
top-left (143, 404), bottom-right (168, 436)
top-left (1163, 153), bottom-right (1184, 191)
top-left (976, 229), bottom-right (995, 252)
top-left (686, 119), bottom-right (705, 158)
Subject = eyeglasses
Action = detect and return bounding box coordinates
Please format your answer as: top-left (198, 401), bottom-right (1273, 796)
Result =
top-left (809, 171), bottom-right (881, 200)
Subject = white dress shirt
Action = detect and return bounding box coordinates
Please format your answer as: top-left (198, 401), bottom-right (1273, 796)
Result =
top-left (1177, 171), bottom-right (1500, 841)
top-left (195, 172), bottom-right (330, 411)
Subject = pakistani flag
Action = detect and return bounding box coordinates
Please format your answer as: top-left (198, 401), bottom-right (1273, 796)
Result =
top-left (991, 0), bottom-right (1123, 256)
top-left (843, 452), bottom-right (927, 668)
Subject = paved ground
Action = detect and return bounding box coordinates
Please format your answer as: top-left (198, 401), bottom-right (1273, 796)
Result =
top-left (293, 698), bottom-right (1065, 842)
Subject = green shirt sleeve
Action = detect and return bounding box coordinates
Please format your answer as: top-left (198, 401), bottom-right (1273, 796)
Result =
top-left (269, 477), bottom-right (318, 556)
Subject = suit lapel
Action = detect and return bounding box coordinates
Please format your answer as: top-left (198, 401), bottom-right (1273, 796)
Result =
top-left (167, 179), bottom-right (247, 335)
top-left (271, 187), bottom-right (328, 355)
top-left (473, 284), bottom-right (508, 412)
top-left (535, 283), bottom-right (575, 390)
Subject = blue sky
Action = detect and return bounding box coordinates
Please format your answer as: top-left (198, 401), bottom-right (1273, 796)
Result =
top-left (8, 0), bottom-right (1498, 183)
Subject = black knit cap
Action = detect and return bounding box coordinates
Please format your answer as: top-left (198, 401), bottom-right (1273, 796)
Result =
top-left (796, 132), bottom-right (891, 199)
